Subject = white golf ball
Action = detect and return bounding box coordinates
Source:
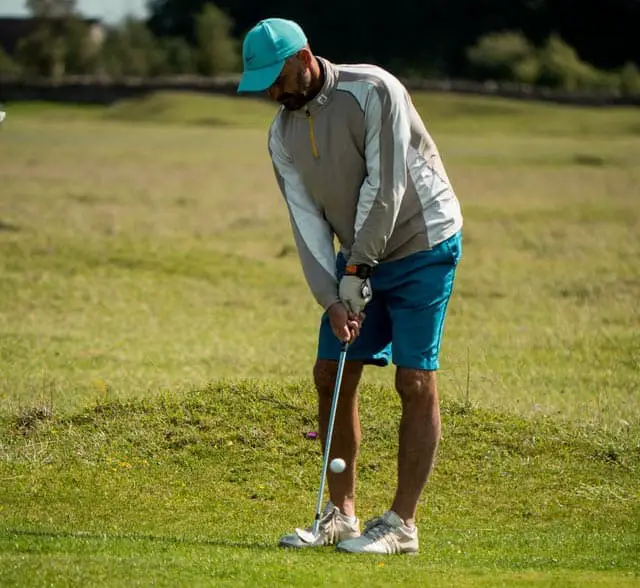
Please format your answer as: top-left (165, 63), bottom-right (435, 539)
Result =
top-left (329, 458), bottom-right (346, 473)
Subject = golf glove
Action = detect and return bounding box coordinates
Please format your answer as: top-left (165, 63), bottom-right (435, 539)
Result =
top-left (339, 275), bottom-right (373, 315)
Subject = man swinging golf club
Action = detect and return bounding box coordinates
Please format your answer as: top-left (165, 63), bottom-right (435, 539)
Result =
top-left (238, 18), bottom-right (463, 554)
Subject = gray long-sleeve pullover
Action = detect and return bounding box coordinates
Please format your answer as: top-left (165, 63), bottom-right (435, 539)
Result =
top-left (269, 57), bottom-right (463, 310)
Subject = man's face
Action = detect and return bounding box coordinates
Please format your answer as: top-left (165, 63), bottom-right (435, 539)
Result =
top-left (266, 53), bottom-right (312, 111)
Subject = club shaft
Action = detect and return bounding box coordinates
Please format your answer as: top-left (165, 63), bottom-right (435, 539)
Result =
top-left (311, 342), bottom-right (349, 536)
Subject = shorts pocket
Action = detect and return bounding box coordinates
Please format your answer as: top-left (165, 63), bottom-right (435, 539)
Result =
top-left (445, 232), bottom-right (463, 266)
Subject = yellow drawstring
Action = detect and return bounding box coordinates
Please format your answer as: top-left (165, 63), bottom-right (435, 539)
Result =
top-left (306, 109), bottom-right (319, 159)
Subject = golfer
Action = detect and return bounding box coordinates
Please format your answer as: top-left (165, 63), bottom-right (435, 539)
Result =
top-left (238, 18), bottom-right (463, 555)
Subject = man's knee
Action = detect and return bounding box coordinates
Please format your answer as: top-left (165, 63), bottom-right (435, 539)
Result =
top-left (314, 359), bottom-right (337, 396)
top-left (395, 368), bottom-right (437, 402)
top-left (314, 359), bottom-right (362, 399)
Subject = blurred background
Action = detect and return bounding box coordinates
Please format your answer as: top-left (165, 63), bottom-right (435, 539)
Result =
top-left (0, 0), bottom-right (639, 99)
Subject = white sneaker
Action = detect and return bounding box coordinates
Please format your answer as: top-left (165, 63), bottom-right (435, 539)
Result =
top-left (279, 501), bottom-right (360, 548)
top-left (336, 510), bottom-right (419, 554)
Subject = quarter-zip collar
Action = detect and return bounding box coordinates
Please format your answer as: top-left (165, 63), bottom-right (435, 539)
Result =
top-left (293, 57), bottom-right (338, 118)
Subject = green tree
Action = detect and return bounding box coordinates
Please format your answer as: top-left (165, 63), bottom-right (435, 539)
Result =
top-left (618, 62), bottom-right (640, 96)
top-left (99, 19), bottom-right (166, 77)
top-left (467, 32), bottom-right (539, 84)
top-left (0, 47), bottom-right (21, 77)
top-left (16, 24), bottom-right (65, 77)
top-left (61, 17), bottom-right (102, 74)
top-left (195, 3), bottom-right (238, 76)
top-left (537, 35), bottom-right (612, 91)
top-left (17, 0), bottom-right (76, 77)
top-left (160, 37), bottom-right (197, 75)
top-left (18, 0), bottom-right (101, 77)
top-left (25, 0), bottom-right (75, 18)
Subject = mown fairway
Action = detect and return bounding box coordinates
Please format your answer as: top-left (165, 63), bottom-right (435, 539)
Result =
top-left (0, 92), bottom-right (638, 586)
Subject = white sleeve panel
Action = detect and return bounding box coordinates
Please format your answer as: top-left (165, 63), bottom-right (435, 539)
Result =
top-left (268, 122), bottom-right (340, 310)
top-left (338, 75), bottom-right (412, 267)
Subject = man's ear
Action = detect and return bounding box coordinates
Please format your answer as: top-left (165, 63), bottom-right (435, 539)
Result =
top-left (296, 47), bottom-right (313, 67)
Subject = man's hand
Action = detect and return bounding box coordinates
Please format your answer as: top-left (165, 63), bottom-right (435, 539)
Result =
top-left (338, 275), bottom-right (373, 315)
top-left (327, 302), bottom-right (364, 343)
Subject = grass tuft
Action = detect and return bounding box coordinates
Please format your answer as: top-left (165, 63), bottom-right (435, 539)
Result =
top-left (0, 384), bottom-right (638, 585)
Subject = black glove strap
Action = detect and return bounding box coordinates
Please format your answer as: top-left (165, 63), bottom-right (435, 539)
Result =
top-left (345, 264), bottom-right (373, 279)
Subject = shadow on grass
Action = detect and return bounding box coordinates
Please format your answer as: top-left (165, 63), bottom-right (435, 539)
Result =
top-left (0, 219), bottom-right (20, 232)
top-left (1, 527), bottom-right (273, 550)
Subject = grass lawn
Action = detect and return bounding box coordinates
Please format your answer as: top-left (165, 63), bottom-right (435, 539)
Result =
top-left (0, 91), bottom-right (638, 586)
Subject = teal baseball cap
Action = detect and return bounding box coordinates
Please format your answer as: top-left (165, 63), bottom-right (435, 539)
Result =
top-left (237, 18), bottom-right (307, 93)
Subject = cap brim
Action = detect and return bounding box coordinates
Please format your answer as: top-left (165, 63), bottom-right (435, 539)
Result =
top-left (237, 60), bottom-right (284, 93)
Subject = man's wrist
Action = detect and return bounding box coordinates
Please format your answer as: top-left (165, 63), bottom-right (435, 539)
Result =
top-left (324, 298), bottom-right (342, 311)
top-left (344, 263), bottom-right (373, 279)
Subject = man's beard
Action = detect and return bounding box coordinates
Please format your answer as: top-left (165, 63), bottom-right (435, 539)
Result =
top-left (279, 93), bottom-right (308, 111)
top-left (278, 71), bottom-right (311, 111)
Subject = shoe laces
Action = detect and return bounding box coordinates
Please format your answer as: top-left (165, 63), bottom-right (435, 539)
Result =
top-left (363, 516), bottom-right (393, 540)
top-left (317, 506), bottom-right (339, 533)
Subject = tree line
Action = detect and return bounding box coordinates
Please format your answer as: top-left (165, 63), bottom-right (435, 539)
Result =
top-left (1, 0), bottom-right (639, 96)
top-left (0, 1), bottom-right (238, 79)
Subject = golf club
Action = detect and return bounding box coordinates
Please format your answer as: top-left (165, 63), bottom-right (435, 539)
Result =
top-left (308, 340), bottom-right (349, 539)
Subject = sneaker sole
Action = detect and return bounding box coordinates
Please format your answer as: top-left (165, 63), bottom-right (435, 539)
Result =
top-left (336, 545), bottom-right (419, 555)
top-left (279, 542), bottom-right (330, 549)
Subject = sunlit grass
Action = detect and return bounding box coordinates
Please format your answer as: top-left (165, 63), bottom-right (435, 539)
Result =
top-left (0, 91), bottom-right (638, 586)
top-left (1, 384), bottom-right (638, 586)
top-left (1, 96), bottom-right (638, 427)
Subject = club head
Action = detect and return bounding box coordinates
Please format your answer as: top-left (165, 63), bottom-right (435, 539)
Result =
top-left (294, 527), bottom-right (319, 545)
top-left (0, 110), bottom-right (5, 124)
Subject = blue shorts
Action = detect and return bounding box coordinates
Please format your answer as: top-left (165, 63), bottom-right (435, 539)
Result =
top-left (317, 231), bottom-right (462, 371)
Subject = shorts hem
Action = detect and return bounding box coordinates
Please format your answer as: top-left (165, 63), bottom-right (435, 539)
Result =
top-left (317, 353), bottom-right (389, 367)
top-left (393, 359), bottom-right (440, 371)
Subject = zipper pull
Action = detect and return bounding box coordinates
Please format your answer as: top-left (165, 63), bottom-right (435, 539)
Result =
top-left (306, 108), bottom-right (319, 159)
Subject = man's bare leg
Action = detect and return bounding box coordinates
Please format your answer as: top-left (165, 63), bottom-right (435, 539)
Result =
top-left (391, 368), bottom-right (441, 526)
top-left (314, 359), bottom-right (364, 518)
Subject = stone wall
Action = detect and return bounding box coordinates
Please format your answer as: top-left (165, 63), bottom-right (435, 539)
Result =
top-left (1, 75), bottom-right (639, 107)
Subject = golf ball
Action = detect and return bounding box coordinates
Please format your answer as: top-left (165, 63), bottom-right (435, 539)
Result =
top-left (329, 458), bottom-right (346, 473)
